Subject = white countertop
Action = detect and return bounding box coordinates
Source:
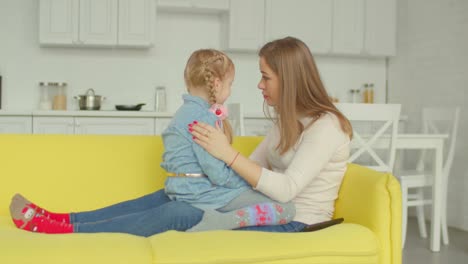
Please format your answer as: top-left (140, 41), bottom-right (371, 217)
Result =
top-left (0, 110), bottom-right (408, 120)
top-left (0, 110), bottom-right (32, 116)
top-left (0, 110), bottom-right (174, 117)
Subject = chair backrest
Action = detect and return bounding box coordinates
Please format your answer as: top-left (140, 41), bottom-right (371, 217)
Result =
top-left (420, 106), bottom-right (460, 177)
top-left (336, 103), bottom-right (402, 173)
top-left (227, 103), bottom-right (245, 136)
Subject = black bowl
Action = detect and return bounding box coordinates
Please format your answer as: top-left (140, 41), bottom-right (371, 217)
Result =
top-left (115, 103), bottom-right (146, 111)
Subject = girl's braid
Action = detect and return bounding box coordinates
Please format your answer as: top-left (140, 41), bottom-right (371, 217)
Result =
top-left (202, 54), bottom-right (225, 105)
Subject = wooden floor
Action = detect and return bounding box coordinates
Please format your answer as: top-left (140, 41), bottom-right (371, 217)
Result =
top-left (403, 217), bottom-right (468, 264)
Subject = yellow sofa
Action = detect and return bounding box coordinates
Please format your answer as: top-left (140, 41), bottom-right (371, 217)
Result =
top-left (0, 135), bottom-right (401, 264)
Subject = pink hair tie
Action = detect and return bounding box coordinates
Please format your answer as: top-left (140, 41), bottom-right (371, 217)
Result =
top-left (209, 104), bottom-right (228, 120)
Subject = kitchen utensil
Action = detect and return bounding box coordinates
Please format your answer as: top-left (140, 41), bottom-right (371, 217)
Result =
top-left (115, 103), bottom-right (146, 111)
top-left (74, 88), bottom-right (105, 110)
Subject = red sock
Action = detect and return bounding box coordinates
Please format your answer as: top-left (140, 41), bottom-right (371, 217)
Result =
top-left (28, 203), bottom-right (70, 223)
top-left (12, 207), bottom-right (73, 234)
top-left (11, 193), bottom-right (71, 224)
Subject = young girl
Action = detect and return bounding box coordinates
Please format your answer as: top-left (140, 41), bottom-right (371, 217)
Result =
top-left (9, 49), bottom-right (294, 235)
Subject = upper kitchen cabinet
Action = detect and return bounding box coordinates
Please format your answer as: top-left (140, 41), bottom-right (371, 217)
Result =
top-left (157, 0), bottom-right (229, 13)
top-left (118, 0), bottom-right (155, 47)
top-left (39, 0), bottom-right (155, 48)
top-left (39, 0), bottom-right (80, 45)
top-left (364, 0), bottom-right (396, 56)
top-left (265, 0), bottom-right (333, 54)
top-left (332, 0), bottom-right (396, 56)
top-left (332, 0), bottom-right (364, 55)
top-left (222, 0), bottom-right (265, 51)
top-left (79, 0), bottom-right (118, 46)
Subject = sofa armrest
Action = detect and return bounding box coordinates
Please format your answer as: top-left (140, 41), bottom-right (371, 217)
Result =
top-left (334, 163), bottom-right (402, 264)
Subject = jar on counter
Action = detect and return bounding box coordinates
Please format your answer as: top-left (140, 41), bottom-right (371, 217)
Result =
top-left (53, 83), bottom-right (67, 110)
top-left (39, 82), bottom-right (68, 110)
top-left (155, 86), bottom-right (167, 112)
top-left (349, 88), bottom-right (360, 103)
top-left (362, 83), bottom-right (374, 104)
top-left (39, 82), bottom-right (52, 110)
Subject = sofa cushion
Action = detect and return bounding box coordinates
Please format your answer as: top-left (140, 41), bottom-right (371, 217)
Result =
top-left (0, 216), bottom-right (153, 264)
top-left (149, 224), bottom-right (378, 264)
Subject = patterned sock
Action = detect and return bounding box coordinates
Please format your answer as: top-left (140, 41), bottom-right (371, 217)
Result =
top-left (10, 205), bottom-right (73, 234)
top-left (10, 193), bottom-right (70, 223)
top-left (187, 202), bottom-right (294, 232)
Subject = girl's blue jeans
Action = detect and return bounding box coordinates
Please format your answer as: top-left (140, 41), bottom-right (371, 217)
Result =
top-left (71, 189), bottom-right (306, 237)
top-left (71, 189), bottom-right (203, 237)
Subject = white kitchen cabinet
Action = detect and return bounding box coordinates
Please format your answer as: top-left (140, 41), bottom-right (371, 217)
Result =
top-left (157, 0), bottom-right (229, 13)
top-left (265, 0), bottom-right (333, 54)
top-left (0, 116), bottom-right (33, 134)
top-left (75, 117), bottom-right (155, 135)
top-left (39, 0), bottom-right (79, 45)
top-left (118, 0), bottom-right (155, 47)
top-left (244, 118), bottom-right (273, 136)
top-left (39, 0), bottom-right (154, 47)
top-left (332, 0), bottom-right (396, 57)
top-left (154, 117), bottom-right (171, 134)
top-left (33, 116), bottom-right (155, 135)
top-left (223, 0), bottom-right (265, 51)
top-left (364, 0), bottom-right (396, 56)
top-left (33, 117), bottom-right (75, 134)
top-left (332, 0), bottom-right (364, 55)
top-left (79, 0), bottom-right (118, 46)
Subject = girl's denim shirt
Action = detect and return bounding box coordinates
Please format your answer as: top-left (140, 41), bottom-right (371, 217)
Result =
top-left (162, 94), bottom-right (249, 209)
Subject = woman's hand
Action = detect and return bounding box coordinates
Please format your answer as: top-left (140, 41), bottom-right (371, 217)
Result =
top-left (189, 121), bottom-right (238, 164)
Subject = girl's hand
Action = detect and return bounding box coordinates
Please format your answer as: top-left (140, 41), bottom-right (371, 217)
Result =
top-left (189, 121), bottom-right (237, 163)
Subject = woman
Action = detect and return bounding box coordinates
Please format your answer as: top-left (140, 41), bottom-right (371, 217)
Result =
top-left (189, 36), bottom-right (352, 232)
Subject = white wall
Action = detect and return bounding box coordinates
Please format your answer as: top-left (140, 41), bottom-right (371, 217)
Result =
top-left (0, 1), bottom-right (387, 115)
top-left (388, 0), bottom-right (468, 230)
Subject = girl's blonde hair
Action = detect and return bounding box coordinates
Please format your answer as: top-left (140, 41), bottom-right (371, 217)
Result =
top-left (184, 49), bottom-right (235, 143)
top-left (259, 37), bottom-right (353, 154)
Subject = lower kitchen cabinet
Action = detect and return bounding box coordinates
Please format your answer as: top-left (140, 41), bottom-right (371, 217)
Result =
top-left (75, 117), bottom-right (155, 135)
top-left (33, 117), bottom-right (75, 134)
top-left (244, 118), bottom-right (273, 136)
top-left (0, 116), bottom-right (33, 134)
top-left (154, 117), bottom-right (171, 135)
top-left (33, 116), bottom-right (155, 135)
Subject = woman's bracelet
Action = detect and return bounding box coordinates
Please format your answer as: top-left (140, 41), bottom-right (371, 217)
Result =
top-left (228, 151), bottom-right (240, 167)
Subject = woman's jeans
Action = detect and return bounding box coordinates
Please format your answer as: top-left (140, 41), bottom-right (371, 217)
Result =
top-left (70, 189), bottom-right (306, 236)
top-left (235, 221), bottom-right (307, 232)
top-left (71, 189), bottom-right (203, 237)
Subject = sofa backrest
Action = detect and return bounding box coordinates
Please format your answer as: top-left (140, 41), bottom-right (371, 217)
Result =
top-left (0, 135), bottom-right (166, 216)
top-left (0, 135), bottom-right (264, 217)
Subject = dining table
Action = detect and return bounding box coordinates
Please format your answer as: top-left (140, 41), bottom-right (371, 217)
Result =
top-left (394, 133), bottom-right (448, 252)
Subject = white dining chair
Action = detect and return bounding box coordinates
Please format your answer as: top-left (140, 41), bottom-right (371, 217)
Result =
top-left (336, 103), bottom-right (402, 173)
top-left (227, 103), bottom-right (245, 136)
top-left (398, 106), bottom-right (460, 248)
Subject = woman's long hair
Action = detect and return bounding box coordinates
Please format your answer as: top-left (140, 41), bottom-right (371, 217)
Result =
top-left (184, 49), bottom-right (234, 143)
top-left (259, 37), bottom-right (352, 154)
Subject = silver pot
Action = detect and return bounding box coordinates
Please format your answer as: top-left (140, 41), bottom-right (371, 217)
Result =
top-left (74, 88), bottom-right (106, 110)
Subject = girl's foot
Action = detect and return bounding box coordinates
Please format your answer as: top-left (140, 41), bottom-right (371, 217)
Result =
top-left (10, 193), bottom-right (70, 223)
top-left (10, 204), bottom-right (73, 234)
